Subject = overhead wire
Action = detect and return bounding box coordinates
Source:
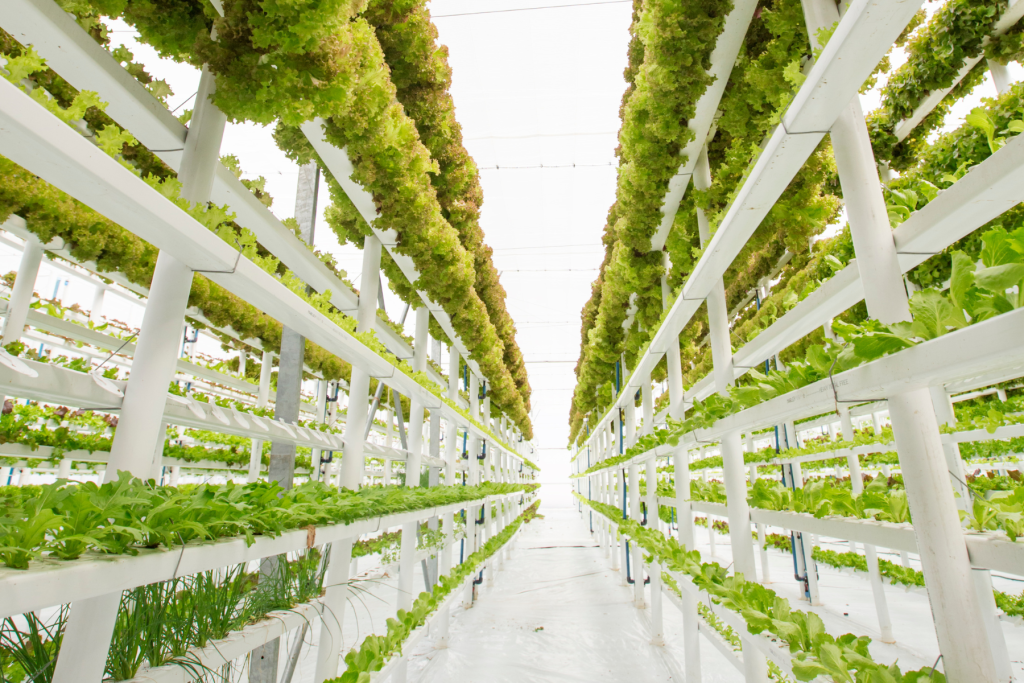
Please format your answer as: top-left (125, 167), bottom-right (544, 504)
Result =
top-left (434, 1), bottom-right (630, 19)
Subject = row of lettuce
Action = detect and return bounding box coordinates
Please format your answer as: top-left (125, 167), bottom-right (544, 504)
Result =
top-left (0, 481), bottom-right (537, 681)
top-left (578, 493), bottom-right (950, 682)
top-left (0, 471), bottom-right (537, 570)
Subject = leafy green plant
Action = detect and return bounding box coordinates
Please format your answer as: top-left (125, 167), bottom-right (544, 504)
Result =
top-left (578, 493), bottom-right (946, 682)
top-left (0, 474), bottom-right (536, 569)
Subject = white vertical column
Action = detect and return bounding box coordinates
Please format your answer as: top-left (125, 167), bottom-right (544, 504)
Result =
top-left (661, 254), bottom-right (685, 419)
top-left (645, 455), bottom-right (659, 535)
top-left (468, 372), bottom-right (480, 484)
top-left (1, 236), bottom-right (43, 346)
top-left (340, 235), bottom-right (381, 491)
top-left (54, 67), bottom-right (227, 683)
top-left (641, 376), bottom-right (653, 437)
top-left (628, 463), bottom-right (644, 607)
top-left (405, 307), bottom-right (429, 479)
top-left (694, 146), bottom-right (758, 581)
top-left (988, 59), bottom-right (1012, 95)
top-left (103, 68), bottom-right (225, 483)
top-left (313, 538), bottom-right (354, 682)
top-left (695, 142), bottom-right (767, 683)
top-left (89, 284), bottom-right (106, 324)
top-left (248, 350), bottom-right (273, 483)
top-left (310, 378), bottom-right (328, 478)
top-left (930, 386), bottom-right (970, 511)
top-left (444, 345), bottom-right (459, 484)
top-left (801, 1), bottom-right (999, 678)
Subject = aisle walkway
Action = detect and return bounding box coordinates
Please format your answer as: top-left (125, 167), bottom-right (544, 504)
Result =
top-left (403, 500), bottom-right (739, 683)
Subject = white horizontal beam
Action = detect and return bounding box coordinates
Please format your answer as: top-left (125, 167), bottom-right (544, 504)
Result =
top-left (657, 499), bottom-right (1024, 576)
top-left (127, 599), bottom-right (325, 683)
top-left (0, 356), bottom-right (345, 451)
top-left (0, 0), bottom-right (431, 371)
top-left (893, 0), bottom-right (1024, 141)
top-left (706, 306), bottom-right (1024, 441)
top-left (0, 492), bottom-right (521, 618)
top-left (689, 131), bottom-right (1024, 405)
top-left (0, 77), bottom-right (466, 417)
top-left (298, 120), bottom-right (486, 386)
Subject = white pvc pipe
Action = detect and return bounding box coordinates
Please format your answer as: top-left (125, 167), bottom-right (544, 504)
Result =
top-left (988, 60), bottom-right (1012, 95)
top-left (248, 350), bottom-right (273, 483)
top-left (930, 385), bottom-right (970, 511)
top-left (890, 388), bottom-right (999, 681)
top-left (89, 284), bottom-right (105, 324)
top-left (972, 568), bottom-right (1013, 682)
top-left (628, 463), bottom-right (644, 608)
top-left (1, 236), bottom-right (43, 346)
top-left (313, 538), bottom-right (353, 682)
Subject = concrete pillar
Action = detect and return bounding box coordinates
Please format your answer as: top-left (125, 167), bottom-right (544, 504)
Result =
top-left (267, 327), bottom-right (304, 488)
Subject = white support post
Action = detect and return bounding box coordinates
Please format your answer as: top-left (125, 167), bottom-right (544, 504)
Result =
top-left (696, 142), bottom-right (767, 683)
top-left (988, 59), bottom-right (1012, 95)
top-left (661, 254), bottom-right (685, 420)
top-left (1, 235), bottom-right (43, 346)
top-left (930, 386), bottom-right (970, 511)
top-left (398, 519), bottom-right (417, 612)
top-left (103, 67), bottom-right (224, 484)
top-left (444, 346), bottom-right (459, 485)
top-left (972, 568), bottom-right (1013, 682)
top-left (435, 511), bottom-right (453, 649)
top-left (52, 67), bottom-right (227, 683)
top-left (641, 375), bottom-right (653, 437)
top-left (694, 145), bottom-right (757, 581)
top-left (800, 1), bottom-right (1000, 677)
top-left (468, 372), bottom-right (480, 484)
top-left (675, 446), bottom-right (701, 682)
top-left (650, 560), bottom-right (665, 646)
top-left (89, 284), bottom-right (106, 324)
top-left (750, 465), bottom-right (771, 584)
top-left (340, 235), bottom-right (381, 491)
top-left (645, 455), bottom-right (658, 535)
top-left (625, 390), bottom-right (637, 448)
top-left (405, 307), bottom-right (429, 483)
top-left (613, 468), bottom-right (622, 573)
top-left (57, 457), bottom-right (71, 479)
top-left (313, 538), bottom-right (354, 682)
top-left (248, 350), bottom-right (273, 483)
top-left (310, 378), bottom-right (328, 479)
top-left (628, 463), bottom-right (644, 608)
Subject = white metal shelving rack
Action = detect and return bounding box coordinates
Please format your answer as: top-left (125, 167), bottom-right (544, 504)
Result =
top-left (0, 0), bottom-right (540, 680)
top-left (571, 0), bottom-right (1024, 681)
